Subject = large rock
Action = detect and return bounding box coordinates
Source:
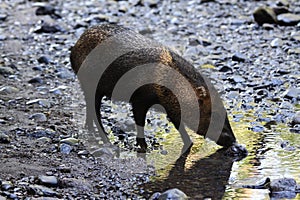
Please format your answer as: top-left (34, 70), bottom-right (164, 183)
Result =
top-left (253, 7), bottom-right (277, 25)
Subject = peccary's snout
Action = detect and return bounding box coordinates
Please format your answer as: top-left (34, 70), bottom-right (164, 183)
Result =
top-left (216, 116), bottom-right (236, 147)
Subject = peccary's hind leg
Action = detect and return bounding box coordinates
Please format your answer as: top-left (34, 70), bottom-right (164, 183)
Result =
top-left (131, 100), bottom-right (152, 152)
top-left (131, 88), bottom-right (156, 152)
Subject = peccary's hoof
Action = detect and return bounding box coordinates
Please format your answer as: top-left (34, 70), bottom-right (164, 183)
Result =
top-left (224, 143), bottom-right (248, 161)
top-left (136, 137), bottom-right (148, 153)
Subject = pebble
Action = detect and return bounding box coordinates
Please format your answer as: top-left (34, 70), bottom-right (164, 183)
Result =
top-left (0, 66), bottom-right (14, 75)
top-left (270, 38), bottom-right (283, 47)
top-left (28, 77), bottom-right (44, 84)
top-left (288, 48), bottom-right (300, 55)
top-left (142, 0), bottom-right (160, 7)
top-left (37, 56), bottom-right (50, 64)
top-left (77, 150), bottom-right (89, 157)
top-left (156, 188), bottom-right (188, 200)
top-left (0, 86), bottom-right (19, 95)
top-left (26, 99), bottom-right (51, 108)
top-left (60, 143), bottom-right (73, 154)
top-left (35, 5), bottom-right (61, 19)
top-left (0, 132), bottom-right (10, 144)
top-left (28, 128), bottom-right (56, 139)
top-left (56, 70), bottom-right (74, 79)
top-left (232, 53), bottom-right (248, 62)
top-left (34, 23), bottom-right (63, 34)
top-left (277, 0), bottom-right (289, 7)
top-left (270, 178), bottom-right (297, 192)
top-left (284, 87), bottom-right (300, 99)
top-left (38, 175), bottom-right (58, 187)
top-left (0, 14), bottom-right (7, 21)
top-left (1, 181), bottom-right (13, 190)
top-left (253, 7), bottom-right (277, 25)
top-left (27, 184), bottom-right (58, 197)
top-left (277, 13), bottom-right (300, 26)
top-left (231, 75), bottom-right (246, 83)
top-left (29, 113), bottom-right (47, 122)
top-left (189, 36), bottom-right (211, 47)
top-left (291, 32), bottom-right (300, 42)
top-left (60, 137), bottom-right (79, 146)
top-left (292, 111), bottom-right (300, 125)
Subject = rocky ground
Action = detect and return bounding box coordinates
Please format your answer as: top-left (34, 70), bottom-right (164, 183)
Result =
top-left (0, 0), bottom-right (300, 199)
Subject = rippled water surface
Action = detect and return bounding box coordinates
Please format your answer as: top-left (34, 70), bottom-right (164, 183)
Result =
top-left (143, 111), bottom-right (300, 199)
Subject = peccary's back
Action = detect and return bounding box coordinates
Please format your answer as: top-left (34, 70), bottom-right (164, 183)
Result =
top-left (70, 24), bottom-right (216, 134)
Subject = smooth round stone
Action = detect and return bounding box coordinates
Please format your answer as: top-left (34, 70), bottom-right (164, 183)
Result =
top-left (270, 178), bottom-right (297, 192)
top-left (0, 132), bottom-right (10, 144)
top-left (158, 188), bottom-right (188, 200)
top-left (270, 38), bottom-right (283, 47)
top-left (0, 86), bottom-right (19, 95)
top-left (60, 143), bottom-right (72, 154)
top-left (29, 113), bottom-right (47, 122)
top-left (277, 13), bottom-right (300, 26)
top-left (60, 137), bottom-right (79, 146)
top-left (38, 175), bottom-right (58, 187)
top-left (28, 77), bottom-right (44, 84)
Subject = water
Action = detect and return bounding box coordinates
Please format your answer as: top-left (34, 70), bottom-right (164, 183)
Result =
top-left (143, 114), bottom-right (300, 199)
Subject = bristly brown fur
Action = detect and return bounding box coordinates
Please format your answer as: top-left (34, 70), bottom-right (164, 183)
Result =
top-left (70, 24), bottom-right (236, 148)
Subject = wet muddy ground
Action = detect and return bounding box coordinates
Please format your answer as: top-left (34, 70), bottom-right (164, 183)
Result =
top-left (0, 0), bottom-right (300, 199)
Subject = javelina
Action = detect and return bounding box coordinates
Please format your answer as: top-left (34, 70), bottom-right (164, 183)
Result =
top-left (70, 24), bottom-right (237, 152)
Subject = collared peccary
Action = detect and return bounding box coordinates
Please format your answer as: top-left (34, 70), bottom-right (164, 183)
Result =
top-left (70, 24), bottom-right (238, 152)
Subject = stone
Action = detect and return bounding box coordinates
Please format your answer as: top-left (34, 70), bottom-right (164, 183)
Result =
top-left (27, 185), bottom-right (58, 197)
top-left (270, 178), bottom-right (297, 192)
top-left (78, 150), bottom-right (89, 157)
top-left (232, 75), bottom-right (245, 83)
top-left (35, 5), bottom-right (61, 19)
top-left (29, 113), bottom-right (47, 122)
top-left (189, 36), bottom-right (211, 47)
top-left (292, 111), bottom-right (300, 125)
top-left (0, 86), bottom-right (19, 95)
top-left (26, 99), bottom-right (51, 108)
top-left (253, 7), bottom-right (277, 25)
top-left (60, 143), bottom-right (72, 154)
top-left (287, 48), bottom-right (300, 55)
top-left (60, 137), bottom-right (79, 146)
top-left (0, 14), bottom-right (7, 21)
top-left (272, 6), bottom-right (290, 16)
top-left (38, 175), bottom-right (58, 187)
top-left (270, 38), bottom-right (283, 47)
top-left (0, 66), bottom-right (14, 75)
top-left (1, 181), bottom-right (13, 190)
top-left (276, 0), bottom-right (289, 7)
top-left (291, 32), bottom-right (300, 42)
top-left (158, 188), bottom-right (188, 200)
top-left (37, 56), bottom-right (50, 64)
top-left (232, 53), bottom-right (248, 62)
top-left (277, 13), bottom-right (300, 26)
top-left (34, 23), bottom-right (63, 34)
top-left (149, 192), bottom-right (161, 200)
top-left (28, 77), bottom-right (44, 84)
top-left (284, 87), bottom-right (300, 99)
top-left (0, 132), bottom-right (10, 144)
top-left (28, 128), bottom-right (56, 139)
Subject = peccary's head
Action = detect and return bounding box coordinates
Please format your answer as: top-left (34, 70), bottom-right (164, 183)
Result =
top-left (216, 115), bottom-right (236, 147)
